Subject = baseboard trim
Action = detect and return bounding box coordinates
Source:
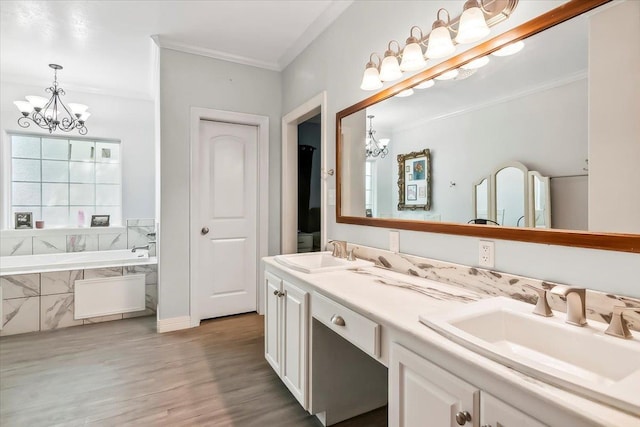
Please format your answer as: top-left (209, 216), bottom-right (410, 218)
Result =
top-left (156, 316), bottom-right (193, 333)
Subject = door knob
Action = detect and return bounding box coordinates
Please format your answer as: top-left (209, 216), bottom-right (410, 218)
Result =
top-left (455, 411), bottom-right (472, 425)
top-left (201, 227), bottom-right (209, 235)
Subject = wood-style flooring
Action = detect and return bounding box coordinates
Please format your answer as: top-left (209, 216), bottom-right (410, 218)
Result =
top-left (0, 313), bottom-right (387, 427)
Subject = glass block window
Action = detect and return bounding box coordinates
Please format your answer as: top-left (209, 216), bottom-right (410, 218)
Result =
top-left (9, 134), bottom-right (122, 227)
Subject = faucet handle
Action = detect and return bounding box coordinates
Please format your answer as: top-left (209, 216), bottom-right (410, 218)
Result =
top-left (524, 285), bottom-right (553, 317)
top-left (328, 240), bottom-right (340, 257)
top-left (347, 247), bottom-right (357, 261)
top-left (605, 306), bottom-right (640, 339)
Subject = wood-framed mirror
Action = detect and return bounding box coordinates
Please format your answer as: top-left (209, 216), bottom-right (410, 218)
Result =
top-left (336, 0), bottom-right (640, 253)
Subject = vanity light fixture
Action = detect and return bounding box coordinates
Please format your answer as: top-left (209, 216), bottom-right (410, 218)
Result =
top-left (492, 40), bottom-right (525, 56)
top-left (455, 0), bottom-right (491, 44)
top-left (434, 69), bottom-right (460, 80)
top-left (426, 10), bottom-right (455, 59)
top-left (415, 79), bottom-right (435, 89)
top-left (359, 0), bottom-right (518, 90)
top-left (365, 115), bottom-right (390, 159)
top-left (461, 55), bottom-right (490, 70)
top-left (400, 27), bottom-right (427, 71)
top-left (360, 54), bottom-right (384, 90)
top-left (14, 64), bottom-right (90, 135)
top-left (379, 41), bottom-right (403, 82)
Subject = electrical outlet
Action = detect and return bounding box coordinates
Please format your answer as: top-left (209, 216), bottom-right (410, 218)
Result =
top-left (479, 240), bottom-right (495, 268)
top-left (389, 231), bottom-right (400, 253)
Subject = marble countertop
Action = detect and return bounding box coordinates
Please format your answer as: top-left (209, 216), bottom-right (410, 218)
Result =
top-left (263, 257), bottom-right (640, 426)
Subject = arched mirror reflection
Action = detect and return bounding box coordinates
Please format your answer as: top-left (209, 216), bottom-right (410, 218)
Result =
top-left (495, 164), bottom-right (526, 227)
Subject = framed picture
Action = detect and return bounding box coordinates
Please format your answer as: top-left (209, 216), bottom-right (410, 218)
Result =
top-left (407, 184), bottom-right (417, 201)
top-left (15, 212), bottom-right (33, 229)
top-left (397, 148), bottom-right (432, 211)
top-left (91, 215), bottom-right (110, 227)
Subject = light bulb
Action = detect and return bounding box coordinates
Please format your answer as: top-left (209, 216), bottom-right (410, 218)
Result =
top-left (434, 69), bottom-right (459, 80)
top-left (492, 41), bottom-right (525, 57)
top-left (379, 54), bottom-right (402, 82)
top-left (456, 1), bottom-right (490, 44)
top-left (461, 56), bottom-right (490, 70)
top-left (426, 24), bottom-right (455, 59)
top-left (379, 138), bottom-right (390, 148)
top-left (400, 39), bottom-right (426, 72)
top-left (415, 80), bottom-right (435, 89)
top-left (26, 95), bottom-right (49, 111)
top-left (360, 65), bottom-right (383, 91)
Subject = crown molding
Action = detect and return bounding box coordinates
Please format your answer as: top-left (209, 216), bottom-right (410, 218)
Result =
top-left (277, 0), bottom-right (354, 70)
top-left (392, 70), bottom-right (588, 134)
top-left (151, 35), bottom-right (281, 71)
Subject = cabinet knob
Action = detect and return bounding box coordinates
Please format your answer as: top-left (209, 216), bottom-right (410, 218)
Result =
top-left (455, 411), bottom-right (472, 425)
top-left (201, 227), bottom-right (210, 235)
top-left (277, 291), bottom-right (285, 297)
top-left (331, 315), bottom-right (346, 326)
top-left (273, 290), bottom-right (279, 296)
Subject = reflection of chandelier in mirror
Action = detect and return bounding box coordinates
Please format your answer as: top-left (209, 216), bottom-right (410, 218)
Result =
top-left (360, 0), bottom-right (519, 90)
top-left (13, 64), bottom-right (90, 135)
top-left (365, 115), bottom-right (390, 159)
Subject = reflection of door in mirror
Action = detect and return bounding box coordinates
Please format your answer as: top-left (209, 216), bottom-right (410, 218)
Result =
top-left (473, 177), bottom-right (489, 221)
top-left (495, 166), bottom-right (526, 227)
top-left (529, 172), bottom-right (551, 228)
top-left (340, 110), bottom-right (366, 216)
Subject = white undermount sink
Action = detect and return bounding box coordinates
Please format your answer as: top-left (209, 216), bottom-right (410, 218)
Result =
top-left (419, 297), bottom-right (640, 415)
top-left (274, 251), bottom-right (374, 274)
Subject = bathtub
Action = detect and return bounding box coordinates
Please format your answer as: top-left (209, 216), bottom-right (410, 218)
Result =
top-left (0, 249), bottom-right (157, 276)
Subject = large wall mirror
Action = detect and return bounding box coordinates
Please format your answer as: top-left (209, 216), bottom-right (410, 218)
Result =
top-left (337, 0), bottom-right (640, 253)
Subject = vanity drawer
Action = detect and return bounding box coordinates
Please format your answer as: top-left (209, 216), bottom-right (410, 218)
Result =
top-left (312, 292), bottom-right (380, 358)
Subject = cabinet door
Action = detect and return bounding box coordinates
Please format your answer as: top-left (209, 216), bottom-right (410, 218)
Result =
top-left (281, 280), bottom-right (309, 409)
top-left (390, 343), bottom-right (479, 427)
top-left (265, 272), bottom-right (282, 374)
top-left (480, 392), bottom-right (547, 427)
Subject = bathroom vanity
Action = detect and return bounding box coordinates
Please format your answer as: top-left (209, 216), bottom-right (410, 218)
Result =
top-left (263, 249), bottom-right (640, 427)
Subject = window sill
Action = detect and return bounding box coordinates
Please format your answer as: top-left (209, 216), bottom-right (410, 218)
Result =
top-left (1, 226), bottom-right (126, 238)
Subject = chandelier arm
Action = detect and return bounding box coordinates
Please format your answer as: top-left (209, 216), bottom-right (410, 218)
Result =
top-left (17, 116), bottom-right (32, 129)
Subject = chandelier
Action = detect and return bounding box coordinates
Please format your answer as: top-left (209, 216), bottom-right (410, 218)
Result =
top-left (14, 64), bottom-right (90, 135)
top-left (365, 115), bottom-right (390, 159)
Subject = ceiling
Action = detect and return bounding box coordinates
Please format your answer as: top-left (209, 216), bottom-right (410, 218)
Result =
top-left (0, 0), bottom-right (352, 99)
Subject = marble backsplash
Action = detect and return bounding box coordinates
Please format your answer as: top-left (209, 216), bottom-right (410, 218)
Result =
top-left (350, 244), bottom-right (640, 332)
top-left (1, 264), bottom-right (157, 336)
top-left (1, 218), bottom-right (156, 257)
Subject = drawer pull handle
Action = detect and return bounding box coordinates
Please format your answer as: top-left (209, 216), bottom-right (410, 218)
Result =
top-left (455, 411), bottom-right (472, 425)
top-left (331, 315), bottom-right (346, 326)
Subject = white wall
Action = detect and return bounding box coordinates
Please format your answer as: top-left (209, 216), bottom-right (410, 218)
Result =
top-left (0, 81), bottom-right (155, 227)
top-left (588, 0), bottom-right (640, 233)
top-left (381, 79), bottom-right (587, 225)
top-left (281, 0), bottom-right (640, 298)
top-left (158, 48), bottom-right (281, 320)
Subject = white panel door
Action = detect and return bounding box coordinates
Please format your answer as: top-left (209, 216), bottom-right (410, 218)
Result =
top-left (197, 120), bottom-right (258, 319)
top-left (480, 392), bottom-right (547, 427)
top-left (265, 272), bottom-right (282, 374)
top-left (390, 343), bottom-right (478, 427)
top-left (281, 280), bottom-right (309, 408)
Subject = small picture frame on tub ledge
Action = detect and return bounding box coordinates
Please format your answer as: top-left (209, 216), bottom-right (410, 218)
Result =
top-left (90, 215), bottom-right (110, 227)
top-left (15, 212), bottom-right (33, 229)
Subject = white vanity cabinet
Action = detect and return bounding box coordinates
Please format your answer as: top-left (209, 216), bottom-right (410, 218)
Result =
top-left (390, 343), bottom-right (547, 427)
top-left (264, 271), bottom-right (309, 409)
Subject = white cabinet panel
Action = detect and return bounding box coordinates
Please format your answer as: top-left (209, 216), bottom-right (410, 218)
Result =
top-left (390, 343), bottom-right (478, 427)
top-left (265, 272), bottom-right (282, 374)
top-left (480, 391), bottom-right (547, 427)
top-left (282, 280), bottom-right (309, 408)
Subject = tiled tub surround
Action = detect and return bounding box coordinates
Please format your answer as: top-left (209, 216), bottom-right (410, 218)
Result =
top-left (0, 264), bottom-right (157, 336)
top-left (0, 218), bottom-right (156, 256)
top-left (349, 244), bottom-right (640, 332)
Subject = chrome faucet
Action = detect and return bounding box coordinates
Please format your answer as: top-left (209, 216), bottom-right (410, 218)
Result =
top-left (550, 285), bottom-right (587, 326)
top-left (132, 241), bottom-right (156, 253)
top-left (523, 284), bottom-right (553, 317)
top-left (328, 240), bottom-right (347, 258)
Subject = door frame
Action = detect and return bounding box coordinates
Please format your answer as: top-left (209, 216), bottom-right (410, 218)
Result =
top-left (281, 92), bottom-right (328, 254)
top-left (189, 107), bottom-right (269, 326)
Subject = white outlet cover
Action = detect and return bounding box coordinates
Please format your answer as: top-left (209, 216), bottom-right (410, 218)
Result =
top-left (389, 231), bottom-right (400, 253)
top-left (479, 240), bottom-right (495, 268)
